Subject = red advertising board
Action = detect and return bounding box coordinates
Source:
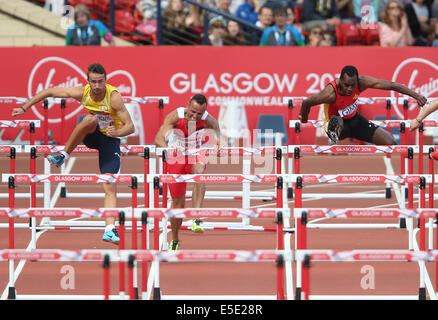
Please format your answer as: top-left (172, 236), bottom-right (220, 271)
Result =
top-left (0, 46), bottom-right (436, 145)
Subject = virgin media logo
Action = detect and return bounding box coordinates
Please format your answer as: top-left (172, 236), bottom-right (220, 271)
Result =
top-left (27, 57), bottom-right (136, 123)
top-left (391, 58), bottom-right (438, 119)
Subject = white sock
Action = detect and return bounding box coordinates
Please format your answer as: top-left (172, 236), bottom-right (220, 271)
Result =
top-left (60, 151), bottom-right (69, 160)
top-left (105, 224), bottom-right (115, 232)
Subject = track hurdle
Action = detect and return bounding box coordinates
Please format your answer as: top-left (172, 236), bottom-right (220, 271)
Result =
top-left (148, 173), bottom-right (290, 246)
top-left (0, 120), bottom-right (40, 145)
top-left (155, 146), bottom-right (288, 203)
top-left (292, 174), bottom-right (432, 250)
top-left (136, 207), bottom-right (289, 299)
top-left (0, 96), bottom-right (169, 145)
top-left (289, 144), bottom-right (417, 201)
top-left (2, 174), bottom-right (143, 249)
top-left (294, 208), bottom-right (437, 253)
top-left (0, 248), bottom-right (291, 300)
top-left (295, 249), bottom-right (438, 300)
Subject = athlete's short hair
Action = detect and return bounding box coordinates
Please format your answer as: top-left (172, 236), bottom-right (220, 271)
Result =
top-left (340, 65), bottom-right (359, 82)
top-left (190, 94), bottom-right (208, 107)
top-left (87, 63), bottom-right (106, 78)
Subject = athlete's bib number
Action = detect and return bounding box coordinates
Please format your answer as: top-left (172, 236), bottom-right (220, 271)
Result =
top-left (95, 114), bottom-right (114, 129)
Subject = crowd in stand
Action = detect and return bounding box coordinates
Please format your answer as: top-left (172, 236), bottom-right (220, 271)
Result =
top-left (38, 0), bottom-right (438, 46)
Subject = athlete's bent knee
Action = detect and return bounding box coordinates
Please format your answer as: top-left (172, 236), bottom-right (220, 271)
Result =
top-left (81, 114), bottom-right (98, 129)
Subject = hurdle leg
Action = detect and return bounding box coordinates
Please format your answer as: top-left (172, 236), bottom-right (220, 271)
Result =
top-left (242, 155), bottom-right (251, 226)
top-left (141, 211), bottom-right (148, 300)
top-left (119, 211), bottom-right (126, 299)
top-left (30, 147), bottom-right (37, 250)
top-left (41, 156), bottom-right (52, 232)
top-left (7, 259), bottom-right (15, 299)
top-left (8, 176), bottom-right (16, 299)
top-left (295, 256), bottom-right (302, 300)
top-left (153, 258), bottom-right (161, 300)
top-left (131, 177), bottom-right (139, 299)
top-left (419, 261), bottom-right (426, 300)
top-left (128, 255), bottom-right (135, 300)
top-left (103, 254), bottom-right (110, 300)
top-left (428, 218), bottom-right (433, 250)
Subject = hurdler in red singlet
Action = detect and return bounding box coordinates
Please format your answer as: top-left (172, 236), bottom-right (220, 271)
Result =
top-left (165, 106), bottom-right (209, 198)
top-left (324, 79), bottom-right (361, 121)
top-left (299, 65), bottom-right (426, 145)
top-left (154, 94), bottom-right (222, 252)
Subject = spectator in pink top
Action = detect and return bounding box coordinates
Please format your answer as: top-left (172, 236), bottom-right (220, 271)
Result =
top-left (378, 0), bottom-right (414, 47)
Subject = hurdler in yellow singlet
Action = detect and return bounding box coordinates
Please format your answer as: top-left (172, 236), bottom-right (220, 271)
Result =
top-left (81, 83), bottom-right (123, 136)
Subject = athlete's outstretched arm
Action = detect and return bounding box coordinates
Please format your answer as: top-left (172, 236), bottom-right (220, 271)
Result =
top-left (11, 87), bottom-right (84, 117)
top-left (106, 91), bottom-right (135, 138)
top-left (359, 75), bottom-right (427, 107)
top-left (154, 110), bottom-right (178, 147)
top-left (410, 99), bottom-right (438, 131)
top-left (299, 85), bottom-right (336, 123)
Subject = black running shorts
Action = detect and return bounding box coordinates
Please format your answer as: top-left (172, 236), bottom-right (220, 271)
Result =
top-left (339, 112), bottom-right (378, 143)
top-left (83, 129), bottom-right (121, 174)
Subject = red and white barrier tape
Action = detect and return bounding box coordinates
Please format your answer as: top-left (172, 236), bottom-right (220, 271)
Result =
top-left (0, 249), bottom-right (290, 262)
top-left (290, 145), bottom-right (418, 154)
top-left (291, 174), bottom-right (432, 184)
top-left (295, 250), bottom-right (438, 262)
top-left (23, 144), bottom-right (156, 155)
top-left (1, 174), bottom-right (144, 183)
top-left (141, 208), bottom-right (288, 219)
top-left (289, 119), bottom-right (438, 128)
top-left (294, 208), bottom-right (437, 219)
top-left (0, 96), bottom-right (169, 105)
top-left (149, 174), bottom-right (284, 183)
top-left (283, 96), bottom-right (436, 105)
top-left (0, 145), bottom-right (22, 153)
top-left (0, 208), bottom-right (120, 218)
top-left (0, 120), bottom-right (41, 128)
top-left (156, 146), bottom-right (286, 157)
top-left (0, 207), bottom-right (289, 219)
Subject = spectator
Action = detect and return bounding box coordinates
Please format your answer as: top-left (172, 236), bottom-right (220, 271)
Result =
top-left (301, 0), bottom-right (342, 32)
top-left (256, 5), bottom-right (274, 29)
top-left (235, 0), bottom-right (262, 24)
top-left (322, 29), bottom-right (336, 45)
top-left (378, 0), bottom-right (406, 20)
top-left (185, 1), bottom-right (206, 37)
top-left (162, 0), bottom-right (189, 44)
top-left (135, 0), bottom-right (166, 36)
top-left (433, 0), bottom-right (438, 19)
top-left (66, 4), bottom-right (115, 46)
top-left (378, 0), bottom-right (414, 46)
top-left (286, 5), bottom-right (303, 32)
top-left (208, 16), bottom-right (227, 45)
top-left (135, 0), bottom-right (168, 23)
top-left (404, 0), bottom-right (435, 43)
top-left (433, 21), bottom-right (438, 46)
top-left (353, 0), bottom-right (379, 24)
top-left (336, 0), bottom-right (361, 23)
top-left (223, 19), bottom-right (245, 44)
top-left (259, 6), bottom-right (305, 45)
top-left (415, 22), bottom-right (435, 45)
top-left (209, 0), bottom-right (233, 20)
top-left (306, 25), bottom-right (324, 45)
